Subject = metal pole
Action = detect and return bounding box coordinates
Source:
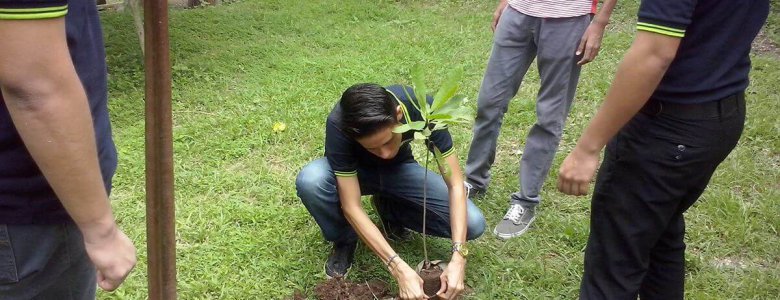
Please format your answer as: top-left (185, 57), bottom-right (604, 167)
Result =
top-left (144, 1), bottom-right (177, 299)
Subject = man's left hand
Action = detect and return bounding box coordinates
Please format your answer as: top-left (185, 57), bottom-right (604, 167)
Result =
top-left (558, 147), bottom-right (600, 196)
top-left (437, 256), bottom-right (466, 299)
top-left (576, 22), bottom-right (607, 65)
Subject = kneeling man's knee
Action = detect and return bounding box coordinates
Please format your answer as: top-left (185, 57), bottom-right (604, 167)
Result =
top-left (466, 208), bottom-right (487, 240)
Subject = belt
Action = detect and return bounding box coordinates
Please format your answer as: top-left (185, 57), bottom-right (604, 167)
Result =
top-left (641, 93), bottom-right (744, 119)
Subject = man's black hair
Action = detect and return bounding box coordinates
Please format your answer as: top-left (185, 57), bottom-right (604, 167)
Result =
top-left (339, 83), bottom-right (398, 139)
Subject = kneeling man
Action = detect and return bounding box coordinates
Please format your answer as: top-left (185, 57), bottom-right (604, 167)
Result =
top-left (297, 83), bottom-right (486, 299)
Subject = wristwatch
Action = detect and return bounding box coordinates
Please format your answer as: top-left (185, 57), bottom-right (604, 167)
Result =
top-left (452, 242), bottom-right (469, 258)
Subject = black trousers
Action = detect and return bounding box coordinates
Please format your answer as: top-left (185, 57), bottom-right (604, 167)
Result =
top-left (0, 222), bottom-right (96, 300)
top-left (579, 93), bottom-right (746, 300)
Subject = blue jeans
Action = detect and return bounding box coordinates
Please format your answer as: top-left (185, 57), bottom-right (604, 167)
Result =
top-left (0, 222), bottom-right (96, 299)
top-left (296, 158), bottom-right (486, 244)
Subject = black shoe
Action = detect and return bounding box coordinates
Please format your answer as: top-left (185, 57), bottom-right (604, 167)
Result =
top-left (464, 181), bottom-right (486, 199)
top-left (371, 196), bottom-right (411, 242)
top-left (382, 219), bottom-right (411, 242)
top-left (324, 240), bottom-right (356, 279)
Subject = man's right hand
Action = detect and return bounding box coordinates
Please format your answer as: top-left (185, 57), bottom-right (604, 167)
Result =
top-left (392, 259), bottom-right (427, 300)
top-left (492, 0), bottom-right (509, 32)
top-left (83, 223), bottom-right (137, 291)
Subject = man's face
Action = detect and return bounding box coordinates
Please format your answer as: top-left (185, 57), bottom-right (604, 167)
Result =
top-left (356, 125), bottom-right (403, 160)
top-left (355, 106), bottom-right (405, 160)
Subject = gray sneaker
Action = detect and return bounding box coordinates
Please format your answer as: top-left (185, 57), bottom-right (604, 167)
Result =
top-left (494, 203), bottom-right (536, 239)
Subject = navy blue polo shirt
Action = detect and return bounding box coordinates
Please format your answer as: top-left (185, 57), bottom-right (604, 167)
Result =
top-left (325, 85), bottom-right (454, 177)
top-left (0, 0), bottom-right (118, 224)
top-left (637, 0), bottom-right (769, 104)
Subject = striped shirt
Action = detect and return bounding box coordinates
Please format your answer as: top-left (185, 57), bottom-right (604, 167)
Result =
top-left (508, 0), bottom-right (597, 18)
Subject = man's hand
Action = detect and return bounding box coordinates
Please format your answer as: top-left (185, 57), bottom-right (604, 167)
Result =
top-left (558, 147), bottom-right (601, 196)
top-left (82, 223), bottom-right (137, 291)
top-left (576, 22), bottom-right (607, 65)
top-left (392, 259), bottom-right (427, 300)
top-left (437, 255), bottom-right (466, 299)
top-left (491, 0), bottom-right (509, 32)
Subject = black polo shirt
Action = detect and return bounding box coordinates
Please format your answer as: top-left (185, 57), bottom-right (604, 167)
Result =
top-left (325, 84), bottom-right (454, 177)
top-left (0, 0), bottom-right (118, 224)
top-left (637, 0), bottom-right (769, 104)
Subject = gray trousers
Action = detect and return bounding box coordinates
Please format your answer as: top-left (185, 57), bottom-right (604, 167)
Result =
top-left (465, 8), bottom-right (590, 205)
top-left (0, 222), bottom-right (96, 300)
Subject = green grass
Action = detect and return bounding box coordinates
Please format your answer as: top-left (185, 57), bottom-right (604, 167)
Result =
top-left (767, 1), bottom-right (780, 44)
top-left (98, 1), bottom-right (780, 298)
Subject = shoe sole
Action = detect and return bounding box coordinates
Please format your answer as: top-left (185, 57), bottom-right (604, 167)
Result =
top-left (493, 216), bottom-right (536, 240)
top-left (324, 261), bottom-right (349, 280)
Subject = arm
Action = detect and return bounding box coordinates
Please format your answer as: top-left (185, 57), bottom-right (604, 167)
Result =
top-left (576, 0), bottom-right (618, 65)
top-left (491, 0), bottom-right (509, 32)
top-left (436, 153), bottom-right (468, 299)
top-left (336, 176), bottom-right (426, 299)
top-left (0, 18), bottom-right (136, 291)
top-left (558, 31), bottom-right (681, 195)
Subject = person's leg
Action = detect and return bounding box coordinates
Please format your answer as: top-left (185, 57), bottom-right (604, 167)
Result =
top-left (515, 14), bottom-right (590, 205)
top-left (0, 222), bottom-right (96, 300)
top-left (296, 157), bottom-right (380, 277)
top-left (296, 158), bottom-right (358, 245)
top-left (581, 96), bottom-right (746, 299)
top-left (465, 8), bottom-right (539, 194)
top-left (495, 14), bottom-right (590, 239)
top-left (375, 162), bottom-right (486, 241)
top-left (638, 97), bottom-right (746, 299)
top-left (580, 114), bottom-right (689, 299)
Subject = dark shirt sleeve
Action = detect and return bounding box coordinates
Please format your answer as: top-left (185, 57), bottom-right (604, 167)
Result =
top-left (429, 127), bottom-right (454, 158)
top-left (0, 1), bottom-right (68, 20)
top-left (324, 118), bottom-right (358, 177)
top-left (637, 0), bottom-right (697, 38)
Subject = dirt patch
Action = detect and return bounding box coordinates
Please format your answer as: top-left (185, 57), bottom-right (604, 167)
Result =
top-left (291, 278), bottom-right (395, 300)
top-left (418, 264), bottom-right (444, 299)
top-left (752, 29), bottom-right (780, 57)
top-left (291, 275), bottom-right (474, 299)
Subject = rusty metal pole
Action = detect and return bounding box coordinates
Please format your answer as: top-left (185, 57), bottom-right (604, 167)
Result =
top-left (144, 1), bottom-right (177, 299)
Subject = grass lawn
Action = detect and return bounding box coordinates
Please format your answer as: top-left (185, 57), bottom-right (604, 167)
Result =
top-left (98, 0), bottom-right (779, 298)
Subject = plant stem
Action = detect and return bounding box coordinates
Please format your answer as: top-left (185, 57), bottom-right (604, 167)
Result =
top-left (423, 139), bottom-right (430, 264)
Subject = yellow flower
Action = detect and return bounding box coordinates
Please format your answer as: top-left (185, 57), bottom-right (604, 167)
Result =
top-left (272, 122), bottom-right (287, 133)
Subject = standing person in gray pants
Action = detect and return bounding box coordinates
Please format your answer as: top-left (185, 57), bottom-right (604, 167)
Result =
top-left (465, 0), bottom-right (616, 239)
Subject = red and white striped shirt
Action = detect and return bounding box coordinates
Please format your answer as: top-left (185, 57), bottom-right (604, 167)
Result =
top-left (508, 0), bottom-right (597, 18)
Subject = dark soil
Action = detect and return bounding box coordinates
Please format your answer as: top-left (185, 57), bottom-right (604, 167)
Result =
top-left (292, 277), bottom-right (394, 300)
top-left (419, 264), bottom-right (444, 299)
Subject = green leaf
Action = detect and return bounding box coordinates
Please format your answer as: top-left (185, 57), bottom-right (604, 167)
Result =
top-left (401, 85), bottom-right (422, 119)
top-left (431, 122), bottom-right (448, 132)
top-left (434, 94), bottom-right (467, 116)
top-left (431, 66), bottom-right (464, 112)
top-left (414, 131), bottom-right (426, 140)
top-left (449, 107), bottom-right (472, 120)
top-left (411, 64), bottom-right (429, 118)
top-left (422, 127), bottom-right (431, 137)
top-left (408, 121), bottom-right (427, 131)
top-left (393, 123), bottom-right (412, 133)
top-left (428, 114), bottom-right (453, 121)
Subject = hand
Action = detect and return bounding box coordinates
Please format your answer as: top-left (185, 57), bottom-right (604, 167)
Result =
top-left (392, 259), bottom-right (427, 300)
top-left (576, 22), bottom-right (607, 65)
top-left (491, 1), bottom-right (508, 32)
top-left (437, 255), bottom-right (466, 299)
top-left (82, 223), bottom-right (137, 291)
top-left (558, 147), bottom-right (601, 196)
